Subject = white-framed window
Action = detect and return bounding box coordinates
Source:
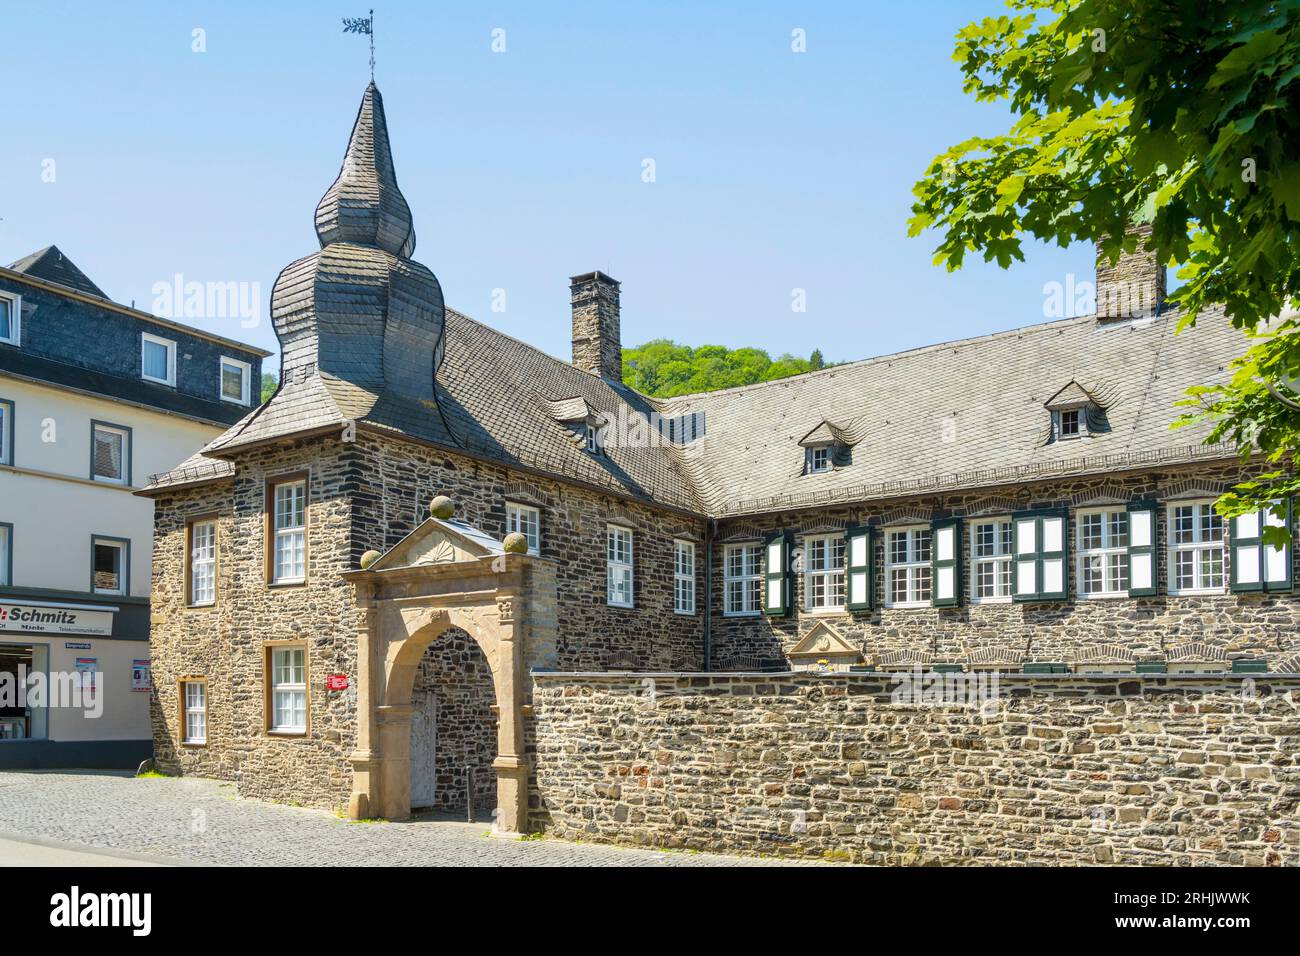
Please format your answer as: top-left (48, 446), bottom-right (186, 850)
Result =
top-left (586, 421), bottom-right (600, 454)
top-left (0, 398), bottom-right (12, 466)
top-left (92, 537), bottom-right (127, 595)
top-left (182, 681), bottom-right (207, 745)
top-left (724, 543), bottom-right (763, 616)
top-left (804, 534), bottom-right (846, 611)
top-left (607, 525), bottom-right (633, 607)
top-left (1056, 407), bottom-right (1085, 439)
top-left (219, 356), bottom-right (252, 405)
top-left (92, 422), bottom-right (130, 485)
top-left (271, 479), bottom-right (307, 584)
top-left (673, 539), bottom-right (696, 615)
top-left (807, 446), bottom-right (832, 474)
top-left (505, 502), bottom-right (541, 555)
top-left (0, 291), bottom-right (20, 346)
top-left (189, 519), bottom-right (217, 606)
top-left (885, 526), bottom-right (931, 607)
top-left (269, 645), bottom-right (307, 734)
top-left (1077, 508), bottom-right (1129, 597)
top-left (141, 332), bottom-right (177, 386)
top-left (970, 517), bottom-right (1013, 602)
top-left (0, 523), bottom-right (11, 587)
top-left (1168, 500), bottom-right (1225, 594)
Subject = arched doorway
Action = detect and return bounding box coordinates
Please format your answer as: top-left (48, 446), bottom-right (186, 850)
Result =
top-left (341, 509), bottom-right (558, 833)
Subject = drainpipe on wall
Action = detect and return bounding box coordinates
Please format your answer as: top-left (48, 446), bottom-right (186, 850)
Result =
top-left (703, 517), bottom-right (716, 671)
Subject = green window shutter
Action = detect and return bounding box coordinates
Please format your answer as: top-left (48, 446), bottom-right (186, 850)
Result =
top-left (1230, 509), bottom-right (1264, 593)
top-left (1263, 499), bottom-right (1293, 592)
top-left (846, 525), bottom-right (874, 611)
top-left (763, 531), bottom-right (791, 617)
top-left (1012, 509), bottom-right (1068, 602)
top-left (1126, 500), bottom-right (1158, 597)
top-left (931, 517), bottom-right (962, 607)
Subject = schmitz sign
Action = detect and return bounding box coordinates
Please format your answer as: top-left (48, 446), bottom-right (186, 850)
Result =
top-left (0, 603), bottom-right (115, 637)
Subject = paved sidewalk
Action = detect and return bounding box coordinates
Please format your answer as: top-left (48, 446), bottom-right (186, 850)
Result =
top-left (0, 771), bottom-right (820, 866)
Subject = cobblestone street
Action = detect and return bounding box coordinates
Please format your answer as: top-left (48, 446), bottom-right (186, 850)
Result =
top-left (0, 771), bottom-right (820, 866)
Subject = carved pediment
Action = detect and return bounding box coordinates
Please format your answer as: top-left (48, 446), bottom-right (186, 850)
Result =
top-left (788, 621), bottom-right (862, 661)
top-left (369, 517), bottom-right (505, 571)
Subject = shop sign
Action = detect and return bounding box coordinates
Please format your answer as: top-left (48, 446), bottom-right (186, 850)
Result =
top-left (0, 602), bottom-right (114, 637)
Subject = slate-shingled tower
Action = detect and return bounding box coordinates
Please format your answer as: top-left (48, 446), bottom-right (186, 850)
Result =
top-left (272, 82), bottom-right (444, 400)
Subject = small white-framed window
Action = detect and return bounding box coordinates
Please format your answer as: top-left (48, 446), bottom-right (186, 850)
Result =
top-left (141, 332), bottom-right (177, 386)
top-left (673, 539), bottom-right (696, 615)
top-left (269, 645), bottom-right (307, 734)
top-left (505, 502), bottom-right (541, 555)
top-left (0, 398), bottom-right (12, 466)
top-left (182, 681), bottom-right (207, 745)
top-left (1077, 508), bottom-right (1129, 598)
top-left (1057, 407), bottom-right (1084, 439)
top-left (970, 517), bottom-right (1013, 602)
top-left (723, 543), bottom-right (763, 615)
top-left (92, 422), bottom-right (130, 485)
top-left (586, 422), bottom-right (600, 454)
top-left (0, 291), bottom-right (19, 346)
top-left (271, 479), bottom-right (307, 584)
top-left (220, 356), bottom-right (252, 405)
top-left (804, 534), bottom-right (846, 611)
top-left (885, 526), bottom-right (931, 607)
top-left (1168, 500), bottom-right (1225, 594)
top-left (189, 519), bottom-right (217, 607)
top-left (807, 446), bottom-right (832, 474)
top-left (0, 523), bottom-right (11, 587)
top-left (607, 525), bottom-right (633, 608)
top-left (92, 537), bottom-right (128, 595)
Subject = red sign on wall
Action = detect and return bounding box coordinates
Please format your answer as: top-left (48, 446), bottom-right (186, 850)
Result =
top-left (326, 674), bottom-right (350, 691)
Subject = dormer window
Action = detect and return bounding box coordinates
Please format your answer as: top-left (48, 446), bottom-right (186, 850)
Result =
top-left (1045, 381), bottom-right (1106, 444)
top-left (586, 421), bottom-right (600, 454)
top-left (808, 446), bottom-right (833, 474)
top-left (1058, 407), bottom-right (1084, 439)
top-left (799, 419), bottom-right (856, 475)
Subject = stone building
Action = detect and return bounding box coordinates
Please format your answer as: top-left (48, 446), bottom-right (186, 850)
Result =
top-left (142, 83), bottom-right (1296, 833)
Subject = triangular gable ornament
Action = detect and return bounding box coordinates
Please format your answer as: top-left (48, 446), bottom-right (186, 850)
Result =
top-left (788, 621), bottom-right (863, 671)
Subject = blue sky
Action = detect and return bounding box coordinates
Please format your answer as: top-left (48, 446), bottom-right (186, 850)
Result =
top-left (2, 1), bottom-right (1097, 369)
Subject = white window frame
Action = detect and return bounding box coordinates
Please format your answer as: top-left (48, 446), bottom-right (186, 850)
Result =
top-left (673, 539), bottom-right (696, 615)
top-left (723, 543), bottom-right (763, 616)
top-left (182, 681), bottom-right (207, 745)
top-left (803, 533), bottom-right (846, 612)
top-left (807, 446), bottom-right (832, 474)
top-left (269, 645), bottom-right (307, 734)
top-left (969, 517), bottom-right (1013, 603)
top-left (1076, 507), bottom-right (1129, 599)
top-left (606, 525), bottom-right (634, 608)
top-left (219, 356), bottom-right (252, 405)
top-left (1056, 406), bottom-right (1086, 439)
top-left (91, 537), bottom-right (127, 596)
top-left (189, 519), bottom-right (217, 607)
top-left (0, 398), bottom-right (12, 466)
top-left (505, 502), bottom-right (541, 555)
top-left (0, 523), bottom-right (11, 587)
top-left (91, 422), bottom-right (130, 485)
top-left (272, 479), bottom-right (307, 585)
top-left (885, 525), bottom-right (932, 608)
top-left (586, 422), bottom-right (599, 453)
top-left (0, 291), bottom-right (20, 346)
top-left (1167, 499), bottom-right (1226, 595)
top-left (141, 332), bottom-right (177, 386)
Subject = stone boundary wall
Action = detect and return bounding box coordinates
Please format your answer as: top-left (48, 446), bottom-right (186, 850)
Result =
top-left (529, 672), bottom-right (1300, 865)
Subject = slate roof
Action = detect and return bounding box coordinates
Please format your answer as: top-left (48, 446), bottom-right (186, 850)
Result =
top-left (8, 245), bottom-right (106, 298)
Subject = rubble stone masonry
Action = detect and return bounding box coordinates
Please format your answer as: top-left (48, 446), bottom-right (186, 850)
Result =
top-left (530, 672), bottom-right (1300, 865)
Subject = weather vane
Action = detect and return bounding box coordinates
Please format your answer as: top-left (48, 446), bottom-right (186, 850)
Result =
top-left (342, 10), bottom-right (375, 81)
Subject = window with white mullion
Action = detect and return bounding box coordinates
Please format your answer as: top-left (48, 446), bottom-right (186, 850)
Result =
top-left (141, 332), bottom-right (176, 386)
top-left (183, 682), bottom-right (207, 744)
top-left (505, 502), bottom-right (541, 555)
top-left (270, 646), bottom-right (306, 733)
top-left (885, 526), bottom-right (931, 607)
top-left (606, 525), bottom-right (633, 607)
top-left (272, 481), bottom-right (306, 583)
top-left (1077, 509), bottom-right (1129, 597)
top-left (673, 539), bottom-right (695, 615)
top-left (724, 543), bottom-right (762, 615)
top-left (970, 518), bottom-right (1012, 602)
top-left (1168, 500), bottom-right (1225, 594)
top-left (189, 520), bottom-right (217, 606)
top-left (804, 534), bottom-right (846, 611)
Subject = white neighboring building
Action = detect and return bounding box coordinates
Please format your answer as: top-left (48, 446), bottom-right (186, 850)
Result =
top-left (0, 246), bottom-right (268, 767)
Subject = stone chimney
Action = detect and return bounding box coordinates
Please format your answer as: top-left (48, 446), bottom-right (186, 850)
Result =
top-left (570, 271), bottom-right (622, 382)
top-left (1095, 224), bottom-right (1166, 321)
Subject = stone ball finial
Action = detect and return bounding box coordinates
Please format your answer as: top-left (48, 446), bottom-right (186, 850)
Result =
top-left (502, 532), bottom-right (529, 555)
top-left (360, 550), bottom-right (382, 570)
top-left (430, 495), bottom-right (455, 519)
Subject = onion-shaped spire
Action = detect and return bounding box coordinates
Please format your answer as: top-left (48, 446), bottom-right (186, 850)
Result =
top-left (314, 82), bottom-right (415, 257)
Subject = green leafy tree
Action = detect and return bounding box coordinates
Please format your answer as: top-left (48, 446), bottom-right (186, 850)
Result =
top-left (622, 340), bottom-right (833, 397)
top-left (908, 0), bottom-right (1300, 541)
top-left (260, 372), bottom-right (278, 404)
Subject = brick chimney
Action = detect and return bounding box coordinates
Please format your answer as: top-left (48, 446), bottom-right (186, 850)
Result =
top-left (1095, 224), bottom-right (1166, 321)
top-left (570, 271), bottom-right (622, 382)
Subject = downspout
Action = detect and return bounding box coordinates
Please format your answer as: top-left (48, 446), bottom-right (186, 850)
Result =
top-left (703, 517), bottom-right (716, 671)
